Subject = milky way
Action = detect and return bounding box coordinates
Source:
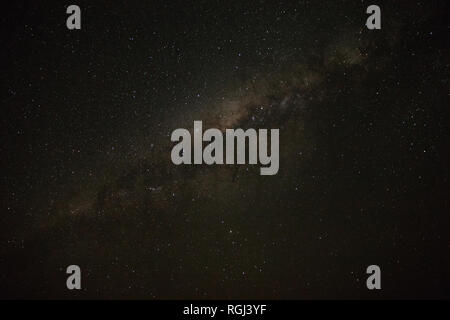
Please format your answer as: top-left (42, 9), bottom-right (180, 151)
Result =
top-left (1, 1), bottom-right (448, 299)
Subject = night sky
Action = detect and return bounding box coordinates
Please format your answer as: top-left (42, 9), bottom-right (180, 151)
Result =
top-left (0, 1), bottom-right (449, 299)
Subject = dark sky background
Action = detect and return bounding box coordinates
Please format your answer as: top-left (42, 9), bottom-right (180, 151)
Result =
top-left (0, 1), bottom-right (449, 299)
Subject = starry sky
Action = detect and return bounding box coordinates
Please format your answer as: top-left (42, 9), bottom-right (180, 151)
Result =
top-left (0, 1), bottom-right (449, 299)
